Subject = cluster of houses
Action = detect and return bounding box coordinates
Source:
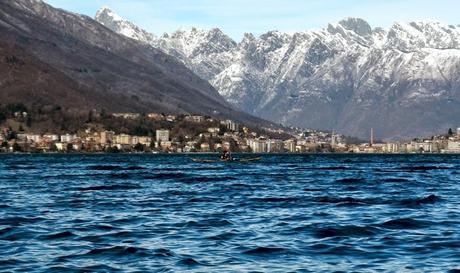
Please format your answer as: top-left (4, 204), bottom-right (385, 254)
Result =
top-left (1, 112), bottom-right (459, 154)
top-left (350, 128), bottom-right (460, 154)
top-left (0, 113), bottom-right (345, 153)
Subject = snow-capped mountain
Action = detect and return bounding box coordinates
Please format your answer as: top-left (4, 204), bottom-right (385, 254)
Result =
top-left (96, 7), bottom-right (460, 139)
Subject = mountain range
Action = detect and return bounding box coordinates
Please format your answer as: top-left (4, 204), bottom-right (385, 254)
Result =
top-left (0, 0), bottom-right (266, 130)
top-left (96, 7), bottom-right (460, 140)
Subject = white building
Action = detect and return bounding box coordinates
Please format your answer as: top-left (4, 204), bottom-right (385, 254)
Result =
top-left (112, 113), bottom-right (140, 119)
top-left (26, 134), bottom-right (42, 143)
top-left (43, 134), bottom-right (60, 141)
top-left (207, 127), bottom-right (220, 134)
top-left (267, 139), bottom-right (284, 153)
top-left (100, 131), bottom-right (114, 145)
top-left (406, 141), bottom-right (440, 153)
top-left (185, 115), bottom-right (205, 123)
top-left (138, 136), bottom-right (152, 146)
top-left (384, 142), bottom-right (402, 153)
top-left (55, 142), bottom-right (67, 151)
top-left (445, 141), bottom-right (460, 153)
top-left (156, 130), bottom-right (170, 143)
top-left (61, 134), bottom-right (77, 143)
top-left (114, 134), bottom-right (132, 145)
top-left (249, 138), bottom-right (268, 153)
top-left (221, 120), bottom-right (240, 132)
top-left (284, 139), bottom-right (296, 153)
top-left (16, 134), bottom-right (27, 141)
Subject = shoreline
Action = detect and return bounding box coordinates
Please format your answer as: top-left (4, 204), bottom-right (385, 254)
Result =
top-left (1, 152), bottom-right (459, 156)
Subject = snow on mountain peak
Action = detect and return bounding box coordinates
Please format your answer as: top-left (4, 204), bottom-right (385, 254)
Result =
top-left (94, 9), bottom-right (460, 139)
top-left (95, 6), bottom-right (122, 22)
top-left (338, 17), bottom-right (372, 36)
top-left (95, 6), bottom-right (156, 43)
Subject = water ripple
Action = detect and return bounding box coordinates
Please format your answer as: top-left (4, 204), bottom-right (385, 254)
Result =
top-left (0, 154), bottom-right (459, 272)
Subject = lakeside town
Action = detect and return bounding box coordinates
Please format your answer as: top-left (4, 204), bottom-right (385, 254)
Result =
top-left (1, 111), bottom-right (460, 154)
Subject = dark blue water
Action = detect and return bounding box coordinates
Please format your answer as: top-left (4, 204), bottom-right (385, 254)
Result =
top-left (1, 154), bottom-right (460, 272)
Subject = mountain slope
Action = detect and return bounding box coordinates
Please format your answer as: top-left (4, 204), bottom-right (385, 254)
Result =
top-left (0, 0), bottom-right (266, 127)
top-left (96, 8), bottom-right (460, 140)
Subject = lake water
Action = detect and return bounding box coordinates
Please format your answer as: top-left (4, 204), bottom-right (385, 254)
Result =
top-left (1, 154), bottom-right (460, 272)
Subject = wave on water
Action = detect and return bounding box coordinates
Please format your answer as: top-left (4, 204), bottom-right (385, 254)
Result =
top-left (74, 184), bottom-right (142, 192)
top-left (142, 172), bottom-right (189, 180)
top-left (0, 216), bottom-right (46, 226)
top-left (178, 175), bottom-right (237, 183)
top-left (243, 246), bottom-right (289, 256)
top-left (177, 257), bottom-right (207, 267)
top-left (398, 166), bottom-right (453, 172)
top-left (399, 194), bottom-right (440, 207)
top-left (379, 177), bottom-right (413, 183)
top-left (313, 225), bottom-right (380, 238)
top-left (183, 219), bottom-right (234, 228)
top-left (249, 197), bottom-right (301, 203)
top-left (336, 178), bottom-right (366, 184)
top-left (378, 218), bottom-right (431, 229)
top-left (6, 165), bottom-right (38, 170)
top-left (314, 196), bottom-right (377, 206)
top-left (39, 231), bottom-right (76, 240)
top-left (86, 165), bottom-right (146, 171)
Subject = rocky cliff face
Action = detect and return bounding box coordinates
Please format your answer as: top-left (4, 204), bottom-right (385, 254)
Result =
top-left (0, 0), bottom-right (268, 127)
top-left (97, 8), bottom-right (460, 139)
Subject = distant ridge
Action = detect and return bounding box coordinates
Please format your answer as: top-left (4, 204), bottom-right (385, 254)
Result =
top-left (0, 0), bottom-right (268, 128)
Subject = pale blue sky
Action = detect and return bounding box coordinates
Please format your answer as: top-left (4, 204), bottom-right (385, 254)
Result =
top-left (45, 0), bottom-right (459, 40)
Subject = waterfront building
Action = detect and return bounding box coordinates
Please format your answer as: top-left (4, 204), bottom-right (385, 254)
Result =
top-left (55, 142), bottom-right (67, 151)
top-left (457, 128), bottom-right (460, 137)
top-left (43, 134), bottom-right (60, 141)
top-left (115, 134), bottom-right (132, 145)
top-left (160, 141), bottom-right (173, 151)
top-left (384, 142), bottom-right (401, 153)
top-left (284, 139), bottom-right (296, 153)
top-left (132, 136), bottom-right (140, 145)
top-left (445, 141), bottom-right (460, 153)
top-left (100, 131), bottom-right (114, 145)
top-left (138, 136), bottom-right (152, 146)
top-left (406, 141), bottom-right (439, 153)
top-left (16, 134), bottom-right (27, 141)
top-left (26, 134), bottom-right (42, 143)
top-left (156, 130), bottom-right (170, 143)
top-left (200, 143), bottom-right (210, 152)
top-left (296, 144), bottom-right (307, 153)
top-left (267, 139), bottom-right (284, 153)
top-left (249, 138), bottom-right (268, 153)
top-left (61, 134), bottom-right (77, 143)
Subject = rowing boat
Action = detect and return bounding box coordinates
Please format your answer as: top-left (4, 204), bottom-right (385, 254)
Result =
top-left (191, 157), bottom-right (262, 163)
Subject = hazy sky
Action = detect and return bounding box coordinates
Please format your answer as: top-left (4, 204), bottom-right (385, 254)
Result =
top-left (45, 0), bottom-right (459, 40)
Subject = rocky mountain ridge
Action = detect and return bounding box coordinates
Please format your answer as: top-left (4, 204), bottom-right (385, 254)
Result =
top-left (96, 7), bottom-right (460, 139)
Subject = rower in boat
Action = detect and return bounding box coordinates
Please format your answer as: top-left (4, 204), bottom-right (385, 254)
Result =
top-left (220, 150), bottom-right (232, 161)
